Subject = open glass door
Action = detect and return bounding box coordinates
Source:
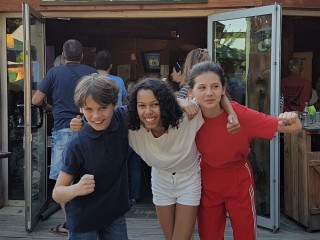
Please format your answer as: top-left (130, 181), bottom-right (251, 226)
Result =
top-left (208, 4), bottom-right (282, 231)
top-left (23, 2), bottom-right (47, 231)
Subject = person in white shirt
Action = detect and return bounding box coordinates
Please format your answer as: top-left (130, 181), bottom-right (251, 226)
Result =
top-left (127, 78), bottom-right (202, 239)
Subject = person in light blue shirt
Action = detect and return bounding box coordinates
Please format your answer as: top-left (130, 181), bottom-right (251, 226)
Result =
top-left (95, 50), bottom-right (128, 107)
top-left (95, 49), bottom-right (141, 204)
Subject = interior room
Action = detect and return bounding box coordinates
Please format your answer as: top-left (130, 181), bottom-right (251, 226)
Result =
top-left (281, 15), bottom-right (320, 231)
top-left (43, 15), bottom-right (320, 93)
top-left (45, 17), bottom-right (207, 85)
top-left (281, 16), bottom-right (320, 82)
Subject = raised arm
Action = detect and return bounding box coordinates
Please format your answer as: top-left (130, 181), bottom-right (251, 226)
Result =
top-left (221, 95), bottom-right (240, 134)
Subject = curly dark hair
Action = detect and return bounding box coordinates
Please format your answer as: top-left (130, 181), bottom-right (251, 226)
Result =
top-left (127, 78), bottom-right (183, 131)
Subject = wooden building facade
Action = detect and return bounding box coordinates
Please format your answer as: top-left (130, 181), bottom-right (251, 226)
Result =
top-left (1, 0), bottom-right (320, 233)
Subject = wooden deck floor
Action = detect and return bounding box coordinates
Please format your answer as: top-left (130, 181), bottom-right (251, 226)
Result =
top-left (0, 204), bottom-right (319, 239)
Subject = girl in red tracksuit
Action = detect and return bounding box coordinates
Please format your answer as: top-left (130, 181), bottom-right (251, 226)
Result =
top-left (188, 61), bottom-right (302, 240)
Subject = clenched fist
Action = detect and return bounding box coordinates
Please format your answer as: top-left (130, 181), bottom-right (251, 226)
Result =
top-left (75, 174), bottom-right (95, 196)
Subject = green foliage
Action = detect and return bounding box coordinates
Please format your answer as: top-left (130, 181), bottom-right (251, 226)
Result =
top-left (215, 26), bottom-right (246, 77)
top-left (16, 52), bottom-right (24, 63)
top-left (6, 18), bottom-right (22, 34)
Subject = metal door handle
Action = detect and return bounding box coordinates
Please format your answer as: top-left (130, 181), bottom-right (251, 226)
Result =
top-left (16, 104), bottom-right (44, 129)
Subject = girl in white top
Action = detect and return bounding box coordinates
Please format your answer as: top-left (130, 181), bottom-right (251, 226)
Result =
top-left (127, 78), bottom-right (203, 239)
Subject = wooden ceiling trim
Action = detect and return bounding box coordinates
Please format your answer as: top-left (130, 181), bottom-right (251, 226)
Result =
top-left (2, 1), bottom-right (319, 15)
top-left (1, 0), bottom-right (259, 13)
top-left (42, 9), bottom-right (235, 18)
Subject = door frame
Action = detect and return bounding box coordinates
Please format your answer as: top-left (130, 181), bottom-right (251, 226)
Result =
top-left (0, 12), bottom-right (23, 207)
top-left (23, 2), bottom-right (48, 231)
top-left (207, 4), bottom-right (282, 231)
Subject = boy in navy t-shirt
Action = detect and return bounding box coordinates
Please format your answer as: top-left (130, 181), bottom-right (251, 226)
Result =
top-left (52, 73), bottom-right (130, 239)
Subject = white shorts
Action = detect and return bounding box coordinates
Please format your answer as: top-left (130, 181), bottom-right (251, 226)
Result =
top-left (151, 167), bottom-right (201, 206)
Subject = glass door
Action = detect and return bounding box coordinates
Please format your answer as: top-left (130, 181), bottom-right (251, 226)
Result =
top-left (23, 3), bottom-right (47, 231)
top-left (6, 18), bottom-right (24, 203)
top-left (207, 4), bottom-right (282, 231)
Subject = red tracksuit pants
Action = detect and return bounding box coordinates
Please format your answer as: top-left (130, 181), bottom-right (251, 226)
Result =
top-left (198, 160), bottom-right (257, 240)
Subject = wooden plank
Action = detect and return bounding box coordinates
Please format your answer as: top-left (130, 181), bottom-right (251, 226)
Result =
top-left (299, 130), bottom-right (309, 227)
top-left (284, 132), bottom-right (298, 219)
top-left (284, 133), bottom-right (290, 215)
top-left (0, 206), bottom-right (320, 239)
top-left (284, 130), bottom-right (320, 231)
top-left (308, 152), bottom-right (320, 230)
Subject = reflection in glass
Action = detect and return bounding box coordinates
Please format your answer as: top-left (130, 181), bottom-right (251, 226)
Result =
top-left (6, 16), bottom-right (46, 215)
top-left (7, 18), bottom-right (24, 200)
top-left (29, 15), bottom-right (46, 216)
top-left (214, 15), bottom-right (273, 218)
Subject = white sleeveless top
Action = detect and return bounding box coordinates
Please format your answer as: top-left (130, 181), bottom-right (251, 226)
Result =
top-left (129, 111), bottom-right (204, 173)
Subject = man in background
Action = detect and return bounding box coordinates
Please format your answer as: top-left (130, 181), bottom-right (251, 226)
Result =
top-left (32, 39), bottom-right (97, 236)
top-left (95, 50), bottom-right (128, 106)
top-left (95, 50), bottom-right (142, 204)
top-left (281, 58), bottom-right (312, 112)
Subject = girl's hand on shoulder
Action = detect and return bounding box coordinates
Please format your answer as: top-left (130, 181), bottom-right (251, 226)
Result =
top-left (75, 174), bottom-right (95, 196)
top-left (227, 114), bottom-right (241, 134)
top-left (70, 115), bottom-right (83, 132)
top-left (177, 98), bottom-right (199, 120)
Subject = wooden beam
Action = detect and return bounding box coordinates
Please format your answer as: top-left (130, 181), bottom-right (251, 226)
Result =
top-left (1, 0), bottom-right (260, 13)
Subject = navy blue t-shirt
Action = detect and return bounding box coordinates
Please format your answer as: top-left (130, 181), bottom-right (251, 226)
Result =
top-left (61, 107), bottom-right (130, 232)
top-left (38, 63), bottom-right (97, 131)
